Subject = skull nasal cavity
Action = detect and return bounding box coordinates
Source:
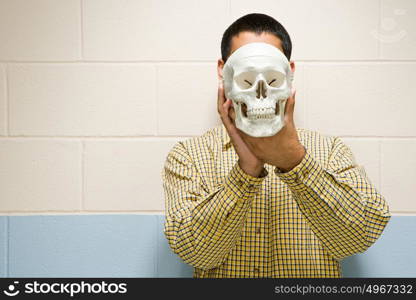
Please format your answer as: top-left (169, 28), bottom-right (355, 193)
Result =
top-left (256, 80), bottom-right (267, 99)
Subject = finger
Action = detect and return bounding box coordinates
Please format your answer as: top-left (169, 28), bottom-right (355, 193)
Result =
top-left (218, 83), bottom-right (235, 128)
top-left (222, 100), bottom-right (244, 142)
top-left (284, 88), bottom-right (296, 126)
top-left (217, 88), bottom-right (260, 160)
top-left (221, 99), bottom-right (234, 128)
top-left (229, 103), bottom-right (236, 122)
top-left (217, 80), bottom-right (226, 115)
top-left (284, 88), bottom-right (296, 115)
top-left (222, 100), bottom-right (255, 154)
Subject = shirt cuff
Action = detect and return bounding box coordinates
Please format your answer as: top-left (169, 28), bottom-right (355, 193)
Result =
top-left (274, 146), bottom-right (324, 192)
top-left (224, 161), bottom-right (268, 199)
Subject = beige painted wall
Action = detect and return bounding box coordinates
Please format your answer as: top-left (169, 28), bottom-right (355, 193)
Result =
top-left (0, 0), bottom-right (414, 214)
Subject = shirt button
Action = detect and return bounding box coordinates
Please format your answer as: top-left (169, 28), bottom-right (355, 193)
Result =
top-left (253, 267), bottom-right (260, 273)
top-left (255, 227), bottom-right (261, 234)
top-left (237, 180), bottom-right (244, 186)
top-left (248, 183), bottom-right (255, 189)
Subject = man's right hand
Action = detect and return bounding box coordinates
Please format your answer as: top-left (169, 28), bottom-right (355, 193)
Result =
top-left (217, 80), bottom-right (266, 178)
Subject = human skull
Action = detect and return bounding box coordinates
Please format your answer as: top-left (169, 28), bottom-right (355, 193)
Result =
top-left (222, 42), bottom-right (293, 137)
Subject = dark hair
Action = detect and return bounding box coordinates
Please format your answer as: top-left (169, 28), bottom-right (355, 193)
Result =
top-left (220, 13), bottom-right (292, 62)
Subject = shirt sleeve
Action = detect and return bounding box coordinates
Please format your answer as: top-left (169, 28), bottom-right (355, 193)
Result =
top-left (162, 141), bottom-right (268, 270)
top-left (275, 136), bottom-right (391, 261)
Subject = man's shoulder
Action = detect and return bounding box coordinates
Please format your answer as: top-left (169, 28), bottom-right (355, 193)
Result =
top-left (296, 127), bottom-right (336, 141)
top-left (168, 124), bottom-right (224, 155)
top-left (296, 127), bottom-right (339, 157)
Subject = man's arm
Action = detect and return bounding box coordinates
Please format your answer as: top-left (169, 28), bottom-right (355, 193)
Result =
top-left (162, 141), bottom-right (267, 270)
top-left (275, 136), bottom-right (391, 261)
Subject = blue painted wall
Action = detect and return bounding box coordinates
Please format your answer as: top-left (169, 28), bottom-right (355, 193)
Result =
top-left (0, 215), bottom-right (414, 277)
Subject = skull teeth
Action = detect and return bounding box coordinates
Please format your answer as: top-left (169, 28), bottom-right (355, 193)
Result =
top-left (247, 107), bottom-right (275, 119)
top-left (238, 101), bottom-right (282, 120)
top-left (249, 114), bottom-right (275, 119)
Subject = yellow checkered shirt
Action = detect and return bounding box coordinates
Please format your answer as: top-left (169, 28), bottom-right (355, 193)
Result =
top-left (162, 124), bottom-right (391, 278)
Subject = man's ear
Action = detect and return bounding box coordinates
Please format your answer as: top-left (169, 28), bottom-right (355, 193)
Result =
top-left (217, 58), bottom-right (225, 81)
top-left (289, 60), bottom-right (295, 74)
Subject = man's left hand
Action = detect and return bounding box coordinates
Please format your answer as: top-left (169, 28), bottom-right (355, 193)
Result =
top-left (235, 89), bottom-right (306, 172)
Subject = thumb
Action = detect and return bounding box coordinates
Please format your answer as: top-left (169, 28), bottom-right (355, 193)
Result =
top-left (284, 88), bottom-right (296, 123)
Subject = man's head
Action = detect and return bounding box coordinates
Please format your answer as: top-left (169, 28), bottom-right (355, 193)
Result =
top-left (218, 13), bottom-right (295, 137)
top-left (217, 13), bottom-right (294, 81)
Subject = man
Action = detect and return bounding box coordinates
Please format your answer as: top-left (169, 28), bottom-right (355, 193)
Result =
top-left (161, 13), bottom-right (391, 278)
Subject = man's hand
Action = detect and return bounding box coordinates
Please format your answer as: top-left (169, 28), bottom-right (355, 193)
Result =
top-left (217, 80), bottom-right (265, 178)
top-left (218, 80), bottom-right (305, 175)
top-left (237, 88), bottom-right (305, 172)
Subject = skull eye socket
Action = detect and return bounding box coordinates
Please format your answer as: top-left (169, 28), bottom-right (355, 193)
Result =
top-left (234, 70), bottom-right (286, 89)
top-left (234, 72), bottom-right (256, 89)
top-left (264, 70), bottom-right (285, 88)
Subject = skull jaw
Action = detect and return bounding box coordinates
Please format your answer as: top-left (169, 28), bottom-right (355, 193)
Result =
top-left (235, 114), bottom-right (285, 137)
top-left (234, 97), bottom-right (287, 137)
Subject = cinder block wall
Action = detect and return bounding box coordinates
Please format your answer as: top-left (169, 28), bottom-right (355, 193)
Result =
top-left (0, 0), bottom-right (415, 277)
